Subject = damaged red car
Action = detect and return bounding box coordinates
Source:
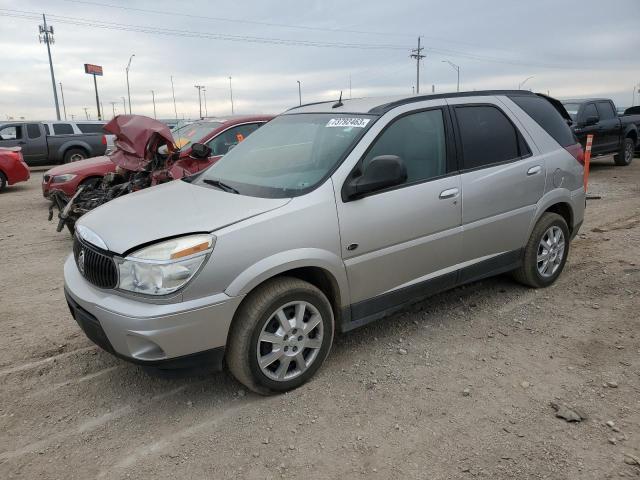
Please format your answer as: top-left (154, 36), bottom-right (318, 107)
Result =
top-left (48, 114), bottom-right (272, 232)
top-left (43, 115), bottom-right (272, 198)
top-left (0, 147), bottom-right (30, 191)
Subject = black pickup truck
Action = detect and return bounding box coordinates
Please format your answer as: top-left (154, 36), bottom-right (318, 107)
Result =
top-left (0, 121), bottom-right (108, 166)
top-left (561, 99), bottom-right (640, 166)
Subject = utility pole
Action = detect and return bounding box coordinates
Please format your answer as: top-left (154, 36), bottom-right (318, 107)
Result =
top-left (194, 85), bottom-right (204, 119)
top-left (412, 86), bottom-right (415, 95)
top-left (170, 76), bottom-right (178, 121)
top-left (83, 107), bottom-right (90, 120)
top-left (442, 60), bottom-right (460, 92)
top-left (202, 87), bottom-right (208, 117)
top-left (121, 96), bottom-right (126, 113)
top-left (229, 76), bottom-right (234, 115)
top-left (410, 36), bottom-right (425, 94)
top-left (297, 80), bottom-right (301, 106)
top-left (151, 90), bottom-right (156, 119)
top-left (349, 75), bottom-right (352, 99)
top-left (125, 54), bottom-right (135, 114)
top-left (59, 82), bottom-right (67, 120)
top-left (110, 101), bottom-right (117, 118)
top-left (39, 14), bottom-right (61, 120)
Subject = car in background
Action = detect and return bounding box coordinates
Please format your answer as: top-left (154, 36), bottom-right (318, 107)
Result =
top-left (42, 115), bottom-right (273, 198)
top-left (0, 121), bottom-right (109, 166)
top-left (562, 98), bottom-right (640, 165)
top-left (0, 147), bottom-right (30, 191)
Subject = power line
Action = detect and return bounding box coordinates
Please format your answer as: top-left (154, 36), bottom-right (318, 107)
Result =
top-left (0, 8), bottom-right (580, 69)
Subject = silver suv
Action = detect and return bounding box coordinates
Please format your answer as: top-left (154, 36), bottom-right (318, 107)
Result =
top-left (64, 91), bottom-right (585, 394)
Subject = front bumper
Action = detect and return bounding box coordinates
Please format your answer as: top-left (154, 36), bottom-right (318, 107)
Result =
top-left (63, 255), bottom-right (243, 368)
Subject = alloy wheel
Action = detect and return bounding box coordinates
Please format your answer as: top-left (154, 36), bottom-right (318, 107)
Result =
top-left (537, 226), bottom-right (565, 278)
top-left (256, 301), bottom-right (324, 382)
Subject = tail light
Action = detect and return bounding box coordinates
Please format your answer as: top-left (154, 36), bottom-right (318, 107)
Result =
top-left (101, 135), bottom-right (107, 145)
top-left (564, 143), bottom-right (584, 166)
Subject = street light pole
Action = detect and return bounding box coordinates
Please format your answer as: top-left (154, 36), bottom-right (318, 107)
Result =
top-left (170, 75), bottom-right (178, 121)
top-left (297, 80), bottom-right (301, 106)
top-left (203, 87), bottom-right (208, 117)
top-left (59, 82), bottom-right (67, 120)
top-left (194, 85), bottom-right (204, 119)
top-left (229, 76), bottom-right (234, 115)
top-left (151, 90), bottom-right (156, 119)
top-left (83, 107), bottom-right (90, 120)
top-left (125, 54), bottom-right (135, 114)
top-left (441, 60), bottom-right (460, 92)
top-left (518, 75), bottom-right (535, 90)
top-left (110, 101), bottom-right (116, 118)
top-left (39, 14), bottom-right (61, 120)
top-left (121, 96), bottom-right (126, 113)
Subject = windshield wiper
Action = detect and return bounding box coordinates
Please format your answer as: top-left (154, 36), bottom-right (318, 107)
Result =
top-left (202, 178), bottom-right (239, 194)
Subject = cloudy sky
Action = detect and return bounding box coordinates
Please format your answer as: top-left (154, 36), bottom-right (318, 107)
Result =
top-left (1, 0), bottom-right (639, 121)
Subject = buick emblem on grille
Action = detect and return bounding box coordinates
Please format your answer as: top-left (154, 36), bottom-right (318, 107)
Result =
top-left (78, 249), bottom-right (85, 275)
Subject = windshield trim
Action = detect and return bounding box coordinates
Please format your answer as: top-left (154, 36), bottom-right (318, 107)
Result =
top-left (194, 112), bottom-right (381, 199)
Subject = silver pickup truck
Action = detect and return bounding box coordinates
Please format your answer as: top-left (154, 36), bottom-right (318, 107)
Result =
top-left (0, 121), bottom-right (109, 166)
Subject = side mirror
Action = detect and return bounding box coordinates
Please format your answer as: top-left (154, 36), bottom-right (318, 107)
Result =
top-left (190, 142), bottom-right (212, 159)
top-left (584, 115), bottom-right (599, 127)
top-left (344, 155), bottom-right (407, 200)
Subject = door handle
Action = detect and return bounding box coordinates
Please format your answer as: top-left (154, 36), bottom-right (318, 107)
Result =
top-left (527, 166), bottom-right (542, 176)
top-left (439, 188), bottom-right (459, 199)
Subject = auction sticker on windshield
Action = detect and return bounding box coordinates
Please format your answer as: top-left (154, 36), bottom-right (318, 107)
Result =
top-left (326, 118), bottom-right (370, 128)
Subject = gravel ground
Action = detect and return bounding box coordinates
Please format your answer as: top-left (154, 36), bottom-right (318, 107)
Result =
top-left (1, 156), bottom-right (639, 479)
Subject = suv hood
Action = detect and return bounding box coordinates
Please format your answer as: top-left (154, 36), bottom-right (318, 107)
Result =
top-left (78, 179), bottom-right (290, 254)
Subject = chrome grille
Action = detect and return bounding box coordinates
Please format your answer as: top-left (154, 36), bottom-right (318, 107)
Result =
top-left (73, 236), bottom-right (118, 289)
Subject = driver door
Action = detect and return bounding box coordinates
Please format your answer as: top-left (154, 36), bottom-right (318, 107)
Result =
top-left (334, 108), bottom-right (462, 316)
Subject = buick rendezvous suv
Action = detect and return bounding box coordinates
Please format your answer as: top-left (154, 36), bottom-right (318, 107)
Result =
top-left (64, 91), bottom-right (585, 394)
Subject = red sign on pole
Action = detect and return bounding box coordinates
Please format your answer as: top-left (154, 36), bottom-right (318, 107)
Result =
top-left (84, 64), bottom-right (103, 76)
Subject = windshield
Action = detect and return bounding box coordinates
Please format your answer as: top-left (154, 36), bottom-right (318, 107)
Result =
top-left (561, 102), bottom-right (581, 120)
top-left (194, 113), bottom-right (375, 198)
top-left (172, 121), bottom-right (221, 150)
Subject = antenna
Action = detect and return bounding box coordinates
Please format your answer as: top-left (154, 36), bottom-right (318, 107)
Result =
top-left (332, 91), bottom-right (343, 109)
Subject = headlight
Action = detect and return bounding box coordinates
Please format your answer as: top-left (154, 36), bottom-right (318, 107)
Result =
top-left (116, 234), bottom-right (214, 295)
top-left (52, 174), bottom-right (77, 183)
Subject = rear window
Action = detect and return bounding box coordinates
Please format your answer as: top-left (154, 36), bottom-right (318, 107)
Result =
top-left (455, 105), bottom-right (530, 170)
top-left (77, 123), bottom-right (105, 134)
top-left (53, 123), bottom-right (74, 135)
top-left (509, 95), bottom-right (575, 147)
top-left (26, 123), bottom-right (41, 139)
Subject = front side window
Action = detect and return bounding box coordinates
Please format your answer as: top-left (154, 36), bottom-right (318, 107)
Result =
top-left (206, 123), bottom-right (262, 156)
top-left (362, 109), bottom-right (447, 184)
top-left (583, 103), bottom-right (598, 120)
top-left (172, 121), bottom-right (222, 150)
top-left (455, 105), bottom-right (529, 169)
top-left (0, 125), bottom-right (22, 140)
top-left (195, 113), bottom-right (374, 198)
top-left (53, 123), bottom-right (74, 135)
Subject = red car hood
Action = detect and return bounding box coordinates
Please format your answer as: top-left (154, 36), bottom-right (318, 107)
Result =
top-left (45, 156), bottom-right (113, 176)
top-left (104, 115), bottom-right (175, 171)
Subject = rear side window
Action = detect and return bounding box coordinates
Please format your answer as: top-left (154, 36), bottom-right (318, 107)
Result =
top-left (509, 95), bottom-right (576, 147)
top-left (27, 124), bottom-right (41, 139)
top-left (455, 105), bottom-right (529, 170)
top-left (53, 123), bottom-right (74, 135)
top-left (77, 123), bottom-right (105, 134)
top-left (363, 109), bottom-right (447, 184)
top-left (596, 102), bottom-right (616, 120)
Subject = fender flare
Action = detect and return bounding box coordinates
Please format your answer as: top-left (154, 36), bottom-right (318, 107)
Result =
top-left (526, 188), bottom-right (576, 238)
top-left (224, 248), bottom-right (349, 304)
top-left (623, 124), bottom-right (638, 145)
top-left (56, 140), bottom-right (92, 161)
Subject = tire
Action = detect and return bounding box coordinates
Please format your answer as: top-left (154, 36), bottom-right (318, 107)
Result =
top-left (226, 276), bottom-right (335, 395)
top-left (63, 148), bottom-right (88, 163)
top-left (614, 137), bottom-right (635, 166)
top-left (513, 212), bottom-right (570, 288)
top-left (0, 172), bottom-right (6, 191)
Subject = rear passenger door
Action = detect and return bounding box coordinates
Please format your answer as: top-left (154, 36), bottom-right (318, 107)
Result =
top-left (449, 99), bottom-right (545, 272)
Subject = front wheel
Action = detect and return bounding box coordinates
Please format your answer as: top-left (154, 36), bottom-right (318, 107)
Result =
top-left (614, 137), bottom-right (635, 166)
top-left (226, 277), bottom-right (334, 395)
top-left (513, 212), bottom-right (570, 288)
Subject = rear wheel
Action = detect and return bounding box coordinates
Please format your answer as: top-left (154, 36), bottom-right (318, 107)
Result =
top-left (513, 212), bottom-right (570, 288)
top-left (226, 277), bottom-right (334, 395)
top-left (614, 137), bottom-right (635, 166)
top-left (0, 172), bottom-right (6, 191)
top-left (63, 148), bottom-right (88, 163)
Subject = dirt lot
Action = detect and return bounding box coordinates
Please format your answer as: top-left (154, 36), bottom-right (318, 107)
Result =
top-left (1, 157), bottom-right (639, 479)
